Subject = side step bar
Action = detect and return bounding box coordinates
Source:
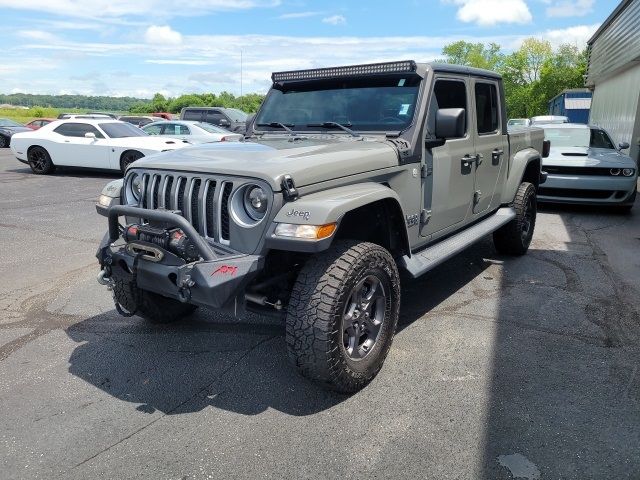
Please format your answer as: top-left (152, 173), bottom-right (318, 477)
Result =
top-left (400, 207), bottom-right (516, 278)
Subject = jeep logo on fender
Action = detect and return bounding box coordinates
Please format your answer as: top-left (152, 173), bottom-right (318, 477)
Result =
top-left (286, 208), bottom-right (310, 221)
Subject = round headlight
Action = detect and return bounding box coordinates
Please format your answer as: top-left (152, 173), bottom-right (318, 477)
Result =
top-left (132, 174), bottom-right (143, 200)
top-left (125, 173), bottom-right (143, 204)
top-left (622, 168), bottom-right (635, 177)
top-left (610, 168), bottom-right (621, 176)
top-left (244, 186), bottom-right (268, 221)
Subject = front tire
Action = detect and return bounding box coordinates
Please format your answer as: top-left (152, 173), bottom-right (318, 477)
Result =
top-left (112, 276), bottom-right (197, 324)
top-left (27, 146), bottom-right (55, 174)
top-left (493, 182), bottom-right (537, 255)
top-left (120, 150), bottom-right (144, 174)
top-left (286, 241), bottom-right (401, 393)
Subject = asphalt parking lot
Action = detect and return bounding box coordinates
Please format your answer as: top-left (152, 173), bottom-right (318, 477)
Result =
top-left (1, 148), bottom-right (639, 479)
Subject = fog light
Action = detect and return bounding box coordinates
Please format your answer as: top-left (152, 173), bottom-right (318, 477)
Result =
top-left (622, 168), bottom-right (635, 177)
top-left (274, 223), bottom-right (337, 239)
top-left (610, 168), bottom-right (621, 176)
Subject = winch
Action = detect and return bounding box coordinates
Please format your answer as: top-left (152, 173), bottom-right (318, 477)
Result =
top-left (122, 223), bottom-right (200, 262)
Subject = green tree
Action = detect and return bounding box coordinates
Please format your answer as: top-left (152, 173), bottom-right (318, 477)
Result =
top-left (441, 41), bottom-right (504, 70)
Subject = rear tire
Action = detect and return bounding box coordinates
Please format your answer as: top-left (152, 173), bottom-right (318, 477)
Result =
top-left (493, 182), bottom-right (537, 255)
top-left (286, 241), bottom-right (400, 393)
top-left (112, 276), bottom-right (197, 324)
top-left (120, 150), bottom-right (144, 174)
top-left (27, 146), bottom-right (55, 174)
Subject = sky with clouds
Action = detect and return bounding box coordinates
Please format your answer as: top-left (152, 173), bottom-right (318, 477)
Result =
top-left (1, 0), bottom-right (618, 99)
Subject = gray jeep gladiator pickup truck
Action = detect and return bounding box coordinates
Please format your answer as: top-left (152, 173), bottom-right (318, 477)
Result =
top-left (96, 60), bottom-right (548, 393)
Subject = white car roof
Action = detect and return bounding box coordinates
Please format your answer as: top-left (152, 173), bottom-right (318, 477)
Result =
top-left (55, 118), bottom-right (126, 126)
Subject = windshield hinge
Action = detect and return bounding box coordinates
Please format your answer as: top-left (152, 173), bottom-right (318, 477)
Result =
top-left (281, 174), bottom-right (299, 200)
top-left (421, 164), bottom-right (432, 178)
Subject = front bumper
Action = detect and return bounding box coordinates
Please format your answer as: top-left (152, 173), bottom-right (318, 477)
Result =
top-left (99, 206), bottom-right (264, 309)
top-left (537, 174), bottom-right (637, 205)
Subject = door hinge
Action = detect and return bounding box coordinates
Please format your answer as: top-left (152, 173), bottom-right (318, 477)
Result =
top-left (421, 164), bottom-right (433, 178)
top-left (420, 209), bottom-right (432, 225)
top-left (473, 190), bottom-right (482, 205)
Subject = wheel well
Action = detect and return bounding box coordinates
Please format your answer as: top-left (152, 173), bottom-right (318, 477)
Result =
top-left (27, 144), bottom-right (46, 155)
top-left (522, 157), bottom-right (541, 188)
top-left (120, 150), bottom-right (144, 170)
top-left (334, 199), bottom-right (409, 257)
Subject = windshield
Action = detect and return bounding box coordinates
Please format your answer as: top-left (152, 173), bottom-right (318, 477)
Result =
top-left (99, 122), bottom-right (147, 138)
top-left (544, 127), bottom-right (615, 149)
top-left (195, 122), bottom-right (228, 133)
top-left (255, 74), bottom-right (421, 132)
top-left (225, 109), bottom-right (248, 122)
top-left (0, 118), bottom-right (24, 127)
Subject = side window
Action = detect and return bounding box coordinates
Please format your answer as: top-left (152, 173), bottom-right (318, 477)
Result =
top-left (145, 124), bottom-right (162, 135)
top-left (205, 111), bottom-right (224, 125)
top-left (427, 79), bottom-right (468, 138)
top-left (177, 125), bottom-right (190, 135)
top-left (183, 110), bottom-right (203, 121)
top-left (54, 123), bottom-right (103, 138)
top-left (590, 129), bottom-right (615, 149)
top-left (475, 82), bottom-right (499, 135)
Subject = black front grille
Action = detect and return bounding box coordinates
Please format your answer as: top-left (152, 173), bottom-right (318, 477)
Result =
top-left (220, 183), bottom-right (233, 241)
top-left (133, 172), bottom-right (234, 243)
top-left (545, 166), bottom-right (614, 176)
top-left (538, 187), bottom-right (614, 199)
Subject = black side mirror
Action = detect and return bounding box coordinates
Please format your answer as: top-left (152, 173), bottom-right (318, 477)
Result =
top-left (619, 142), bottom-right (630, 150)
top-left (436, 108), bottom-right (465, 140)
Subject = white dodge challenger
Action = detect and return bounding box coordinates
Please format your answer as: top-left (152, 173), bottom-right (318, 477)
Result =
top-left (10, 119), bottom-right (189, 175)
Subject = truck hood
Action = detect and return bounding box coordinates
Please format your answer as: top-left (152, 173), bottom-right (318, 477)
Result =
top-left (543, 146), bottom-right (636, 168)
top-left (132, 137), bottom-right (399, 190)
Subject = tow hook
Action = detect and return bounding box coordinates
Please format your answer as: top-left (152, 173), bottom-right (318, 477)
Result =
top-left (177, 269), bottom-right (196, 303)
top-left (245, 293), bottom-right (283, 311)
top-left (97, 267), bottom-right (113, 289)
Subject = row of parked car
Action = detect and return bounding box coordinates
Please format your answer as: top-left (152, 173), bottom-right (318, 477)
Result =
top-left (1, 107), bottom-right (251, 174)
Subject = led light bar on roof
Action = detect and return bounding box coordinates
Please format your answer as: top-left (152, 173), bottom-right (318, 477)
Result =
top-left (272, 60), bottom-right (417, 82)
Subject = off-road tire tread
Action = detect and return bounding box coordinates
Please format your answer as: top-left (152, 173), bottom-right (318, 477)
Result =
top-left (112, 276), bottom-right (196, 324)
top-left (493, 182), bottom-right (536, 255)
top-left (286, 240), bottom-right (400, 393)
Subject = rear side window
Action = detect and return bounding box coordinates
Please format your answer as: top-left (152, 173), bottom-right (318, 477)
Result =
top-left (163, 124), bottom-right (190, 135)
top-left (53, 123), bottom-right (104, 138)
top-left (144, 124), bottom-right (162, 135)
top-left (182, 109), bottom-right (203, 121)
top-left (475, 82), bottom-right (500, 134)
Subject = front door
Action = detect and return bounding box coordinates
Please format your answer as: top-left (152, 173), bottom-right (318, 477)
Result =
top-left (470, 79), bottom-right (507, 215)
top-left (421, 77), bottom-right (475, 237)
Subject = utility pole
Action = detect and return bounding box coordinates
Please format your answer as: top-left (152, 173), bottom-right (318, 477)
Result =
top-left (240, 49), bottom-right (243, 99)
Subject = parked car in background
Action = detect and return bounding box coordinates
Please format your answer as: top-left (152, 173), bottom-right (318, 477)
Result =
top-left (25, 118), bottom-right (56, 130)
top-left (507, 118), bottom-right (531, 128)
top-left (10, 119), bottom-right (188, 175)
top-left (59, 114), bottom-right (113, 120)
top-left (531, 115), bottom-right (569, 125)
top-left (152, 112), bottom-right (174, 120)
top-left (86, 112), bottom-right (119, 119)
top-left (142, 120), bottom-right (243, 143)
top-left (180, 107), bottom-right (248, 133)
top-left (118, 115), bottom-right (159, 127)
top-left (0, 118), bottom-right (32, 148)
top-left (538, 123), bottom-right (637, 212)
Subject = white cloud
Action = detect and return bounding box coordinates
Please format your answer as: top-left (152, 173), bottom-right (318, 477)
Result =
top-left (17, 30), bottom-right (60, 42)
top-left (322, 14), bottom-right (346, 26)
top-left (0, 0), bottom-right (281, 20)
top-left (278, 11), bottom-right (322, 19)
top-left (538, 23), bottom-right (599, 48)
top-left (446, 0), bottom-right (532, 26)
top-left (546, 0), bottom-right (594, 18)
top-left (144, 25), bottom-right (182, 45)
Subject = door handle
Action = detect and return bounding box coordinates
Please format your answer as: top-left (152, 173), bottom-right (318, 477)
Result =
top-left (461, 154), bottom-right (473, 167)
top-left (492, 149), bottom-right (504, 165)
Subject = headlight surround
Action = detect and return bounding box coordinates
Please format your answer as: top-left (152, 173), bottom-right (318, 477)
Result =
top-left (622, 168), bottom-right (635, 177)
top-left (230, 183), bottom-right (271, 226)
top-left (610, 168), bottom-right (621, 176)
top-left (125, 172), bottom-right (143, 204)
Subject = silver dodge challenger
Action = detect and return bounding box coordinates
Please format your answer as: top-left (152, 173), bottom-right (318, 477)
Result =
top-left (538, 123), bottom-right (637, 212)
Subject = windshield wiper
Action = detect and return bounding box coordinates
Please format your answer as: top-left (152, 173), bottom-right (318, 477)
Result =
top-left (256, 122), bottom-right (297, 136)
top-left (307, 122), bottom-right (360, 137)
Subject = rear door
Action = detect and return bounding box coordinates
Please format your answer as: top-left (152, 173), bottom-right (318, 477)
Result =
top-left (471, 79), bottom-right (508, 215)
top-left (421, 76), bottom-right (476, 238)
